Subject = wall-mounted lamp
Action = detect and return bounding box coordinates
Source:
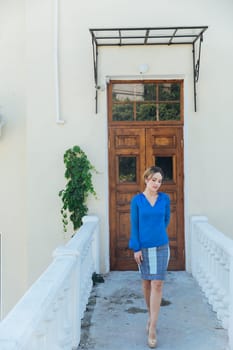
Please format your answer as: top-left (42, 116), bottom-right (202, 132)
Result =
top-left (139, 63), bottom-right (149, 74)
top-left (95, 84), bottom-right (105, 92)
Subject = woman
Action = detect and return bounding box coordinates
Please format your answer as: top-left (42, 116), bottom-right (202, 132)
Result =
top-left (129, 166), bottom-right (170, 348)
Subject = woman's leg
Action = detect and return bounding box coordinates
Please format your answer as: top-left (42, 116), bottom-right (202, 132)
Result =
top-left (142, 280), bottom-right (151, 311)
top-left (142, 280), bottom-right (151, 328)
top-left (149, 280), bottom-right (164, 337)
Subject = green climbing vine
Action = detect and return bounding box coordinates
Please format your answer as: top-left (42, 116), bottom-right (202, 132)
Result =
top-left (59, 145), bottom-right (97, 232)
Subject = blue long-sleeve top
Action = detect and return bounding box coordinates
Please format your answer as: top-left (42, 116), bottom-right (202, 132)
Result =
top-left (129, 192), bottom-right (170, 252)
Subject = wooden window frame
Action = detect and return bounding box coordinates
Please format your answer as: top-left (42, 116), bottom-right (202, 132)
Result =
top-left (108, 79), bottom-right (184, 126)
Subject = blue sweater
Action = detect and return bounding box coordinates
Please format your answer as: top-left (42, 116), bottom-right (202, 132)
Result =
top-left (129, 192), bottom-right (170, 252)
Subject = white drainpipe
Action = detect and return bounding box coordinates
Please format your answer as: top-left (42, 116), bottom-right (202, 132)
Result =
top-left (54, 0), bottom-right (65, 124)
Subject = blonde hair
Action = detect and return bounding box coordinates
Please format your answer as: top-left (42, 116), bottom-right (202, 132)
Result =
top-left (143, 166), bottom-right (164, 182)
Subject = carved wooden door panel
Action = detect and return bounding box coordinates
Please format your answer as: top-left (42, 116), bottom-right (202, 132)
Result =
top-left (109, 126), bottom-right (184, 271)
top-left (146, 127), bottom-right (184, 270)
top-left (109, 128), bottom-right (145, 270)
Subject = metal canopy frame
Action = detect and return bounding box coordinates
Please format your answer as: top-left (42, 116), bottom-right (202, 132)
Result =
top-left (89, 26), bottom-right (208, 113)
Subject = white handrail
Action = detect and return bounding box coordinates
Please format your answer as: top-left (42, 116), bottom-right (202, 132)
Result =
top-left (190, 216), bottom-right (233, 350)
top-left (0, 215), bottom-right (100, 349)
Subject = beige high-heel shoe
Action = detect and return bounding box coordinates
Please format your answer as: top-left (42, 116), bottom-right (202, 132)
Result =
top-left (148, 329), bottom-right (157, 348)
top-left (148, 336), bottom-right (157, 348)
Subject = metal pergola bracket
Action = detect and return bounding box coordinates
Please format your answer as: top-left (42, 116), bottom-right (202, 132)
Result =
top-left (192, 33), bottom-right (204, 111)
top-left (89, 26), bottom-right (208, 113)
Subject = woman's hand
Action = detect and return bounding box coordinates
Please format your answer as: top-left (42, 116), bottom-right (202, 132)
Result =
top-left (134, 250), bottom-right (143, 265)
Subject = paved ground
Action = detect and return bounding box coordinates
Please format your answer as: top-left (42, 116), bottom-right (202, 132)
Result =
top-left (79, 271), bottom-right (228, 350)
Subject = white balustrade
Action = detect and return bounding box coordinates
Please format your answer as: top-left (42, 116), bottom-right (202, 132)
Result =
top-left (191, 216), bottom-right (233, 350)
top-left (0, 215), bottom-right (100, 350)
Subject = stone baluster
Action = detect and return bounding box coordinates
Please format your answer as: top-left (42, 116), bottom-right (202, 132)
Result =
top-left (82, 215), bottom-right (100, 274)
top-left (59, 283), bottom-right (73, 349)
top-left (79, 234), bottom-right (94, 319)
top-left (196, 228), bottom-right (203, 282)
top-left (43, 304), bottom-right (58, 349)
top-left (190, 221), bottom-right (198, 278)
top-left (198, 230), bottom-right (207, 289)
top-left (72, 253), bottom-right (81, 348)
top-left (212, 246), bottom-right (221, 313)
top-left (208, 243), bottom-right (219, 306)
top-left (202, 235), bottom-right (211, 294)
top-left (207, 241), bottom-right (218, 306)
top-left (209, 241), bottom-right (216, 293)
top-left (33, 326), bottom-right (47, 350)
top-left (219, 253), bottom-right (230, 329)
top-left (214, 247), bottom-right (226, 318)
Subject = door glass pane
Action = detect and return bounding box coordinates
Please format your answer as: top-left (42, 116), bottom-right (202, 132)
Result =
top-left (112, 83), bottom-right (156, 102)
top-left (154, 156), bottom-right (173, 181)
top-left (119, 156), bottom-right (136, 183)
top-left (112, 104), bottom-right (133, 121)
top-left (159, 103), bottom-right (180, 121)
top-left (113, 84), bottom-right (136, 102)
top-left (136, 103), bottom-right (157, 121)
top-left (159, 83), bottom-right (180, 101)
top-left (143, 83), bottom-right (156, 101)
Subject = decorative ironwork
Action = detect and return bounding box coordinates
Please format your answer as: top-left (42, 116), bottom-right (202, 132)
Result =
top-left (89, 26), bottom-right (208, 113)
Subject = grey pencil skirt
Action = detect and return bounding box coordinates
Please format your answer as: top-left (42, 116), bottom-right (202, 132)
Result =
top-left (139, 244), bottom-right (170, 280)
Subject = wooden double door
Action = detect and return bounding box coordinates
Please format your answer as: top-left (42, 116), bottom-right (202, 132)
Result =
top-left (109, 126), bottom-right (184, 270)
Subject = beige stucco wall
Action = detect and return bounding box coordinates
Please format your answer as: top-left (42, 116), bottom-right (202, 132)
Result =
top-left (0, 0), bottom-right (28, 317)
top-left (0, 0), bottom-right (233, 316)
